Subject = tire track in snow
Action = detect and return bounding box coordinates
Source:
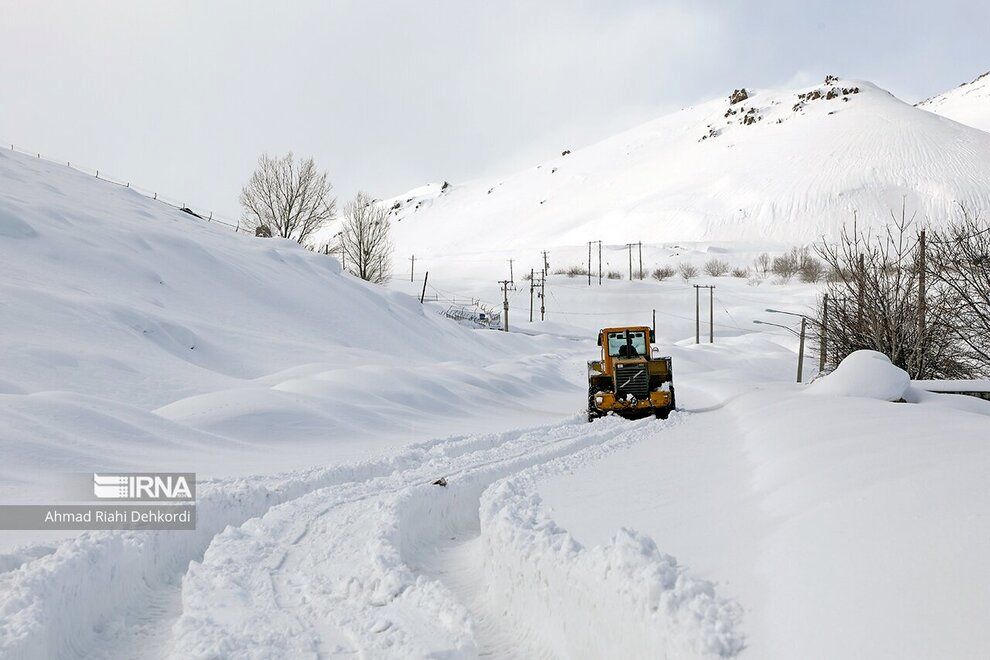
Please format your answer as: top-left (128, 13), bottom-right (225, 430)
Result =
top-left (169, 416), bottom-right (635, 657)
top-left (0, 423), bottom-right (571, 659)
top-left (169, 412), bottom-right (743, 658)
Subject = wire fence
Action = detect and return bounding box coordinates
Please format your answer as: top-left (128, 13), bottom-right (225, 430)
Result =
top-left (2, 139), bottom-right (244, 232)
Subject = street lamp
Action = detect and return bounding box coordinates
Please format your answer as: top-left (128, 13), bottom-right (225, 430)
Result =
top-left (754, 317), bottom-right (808, 383)
top-left (752, 319), bottom-right (799, 336)
top-left (766, 305), bottom-right (828, 375)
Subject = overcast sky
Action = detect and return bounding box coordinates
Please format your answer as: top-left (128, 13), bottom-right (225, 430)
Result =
top-left (2, 1), bottom-right (989, 220)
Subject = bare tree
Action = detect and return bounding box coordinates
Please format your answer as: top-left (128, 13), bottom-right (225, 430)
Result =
top-left (240, 152), bottom-right (336, 243)
top-left (703, 257), bottom-right (730, 277)
top-left (798, 254), bottom-right (826, 283)
top-left (815, 210), bottom-right (970, 379)
top-left (337, 192), bottom-right (393, 284)
top-left (753, 253), bottom-right (771, 275)
top-left (929, 208), bottom-right (990, 375)
top-left (771, 250), bottom-right (801, 280)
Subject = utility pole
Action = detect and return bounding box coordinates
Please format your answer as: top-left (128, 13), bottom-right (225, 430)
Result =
top-left (498, 280), bottom-right (512, 332)
top-left (709, 285), bottom-right (715, 343)
top-left (918, 228), bottom-right (926, 341)
top-left (694, 285), bottom-right (701, 344)
top-left (542, 251), bottom-right (550, 278)
top-left (638, 241), bottom-right (643, 280)
top-left (508, 259), bottom-right (514, 285)
top-left (409, 255), bottom-right (415, 282)
top-left (626, 243), bottom-right (634, 280)
top-left (797, 317), bottom-right (807, 383)
top-left (597, 240), bottom-right (602, 285)
top-left (540, 272), bottom-right (546, 321)
top-left (587, 241), bottom-right (592, 286)
top-left (420, 271), bottom-right (429, 303)
top-left (857, 253), bottom-right (865, 333)
top-left (529, 268), bottom-right (535, 322)
top-left (820, 293), bottom-right (829, 372)
top-left (693, 285), bottom-right (715, 343)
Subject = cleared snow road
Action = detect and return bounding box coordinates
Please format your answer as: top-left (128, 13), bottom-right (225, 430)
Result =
top-left (1, 412), bottom-right (743, 659)
top-left (167, 413), bottom-right (741, 658)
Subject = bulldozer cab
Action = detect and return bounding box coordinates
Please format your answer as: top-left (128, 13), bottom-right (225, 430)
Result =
top-left (598, 327), bottom-right (655, 372)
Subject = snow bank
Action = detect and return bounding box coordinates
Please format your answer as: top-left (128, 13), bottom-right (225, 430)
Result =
top-left (807, 350), bottom-right (909, 401)
top-left (0, 427), bottom-right (529, 658)
top-left (164, 415), bottom-right (743, 657)
top-left (477, 419), bottom-right (744, 658)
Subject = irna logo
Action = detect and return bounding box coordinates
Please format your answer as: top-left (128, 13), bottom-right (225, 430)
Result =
top-left (93, 473), bottom-right (195, 501)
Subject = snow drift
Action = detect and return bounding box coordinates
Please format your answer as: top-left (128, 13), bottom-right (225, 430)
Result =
top-left (806, 350), bottom-right (910, 401)
top-left (0, 146), bottom-right (582, 515)
top-left (380, 77), bottom-right (990, 256)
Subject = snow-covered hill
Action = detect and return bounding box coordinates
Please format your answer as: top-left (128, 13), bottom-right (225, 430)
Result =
top-left (0, 148), bottom-right (582, 530)
top-left (919, 71), bottom-right (990, 132)
top-left (385, 77), bottom-right (990, 257)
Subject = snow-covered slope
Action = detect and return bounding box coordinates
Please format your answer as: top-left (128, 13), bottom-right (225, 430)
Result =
top-left (386, 77), bottom-right (990, 256)
top-left (919, 71), bottom-right (990, 132)
top-left (0, 148), bottom-right (582, 525)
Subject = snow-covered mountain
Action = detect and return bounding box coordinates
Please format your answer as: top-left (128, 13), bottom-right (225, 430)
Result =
top-left (387, 77), bottom-right (990, 256)
top-left (918, 71), bottom-right (990, 132)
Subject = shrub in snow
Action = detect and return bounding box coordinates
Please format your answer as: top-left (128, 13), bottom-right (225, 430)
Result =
top-left (731, 266), bottom-right (750, 278)
top-left (651, 265), bottom-right (676, 281)
top-left (771, 250), bottom-right (800, 280)
top-left (565, 265), bottom-right (589, 277)
top-left (677, 262), bottom-right (699, 281)
top-left (807, 350), bottom-right (910, 401)
top-left (798, 256), bottom-right (825, 283)
top-left (606, 270), bottom-right (622, 280)
top-left (703, 257), bottom-right (730, 277)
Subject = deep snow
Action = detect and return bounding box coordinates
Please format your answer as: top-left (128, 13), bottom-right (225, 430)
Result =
top-left (0, 146), bottom-right (586, 546)
top-left (2, 71), bottom-right (990, 658)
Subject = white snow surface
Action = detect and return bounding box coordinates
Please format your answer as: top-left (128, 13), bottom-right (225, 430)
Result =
top-left (919, 71), bottom-right (990, 132)
top-left (0, 147), bottom-right (583, 518)
top-left (2, 93), bottom-right (990, 659)
top-left (369, 78), bottom-right (990, 258)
